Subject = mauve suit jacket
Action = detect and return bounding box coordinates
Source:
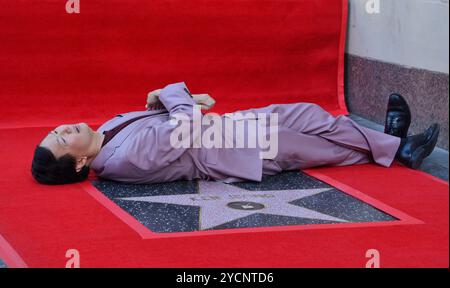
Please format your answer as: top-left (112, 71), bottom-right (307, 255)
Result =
top-left (90, 82), bottom-right (263, 184)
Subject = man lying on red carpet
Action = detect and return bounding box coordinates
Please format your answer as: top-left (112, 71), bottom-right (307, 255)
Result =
top-left (31, 82), bottom-right (440, 185)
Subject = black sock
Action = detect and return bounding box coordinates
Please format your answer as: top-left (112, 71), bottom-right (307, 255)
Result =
top-left (396, 137), bottom-right (407, 157)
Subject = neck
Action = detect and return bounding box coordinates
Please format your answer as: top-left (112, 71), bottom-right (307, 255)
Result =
top-left (86, 132), bottom-right (105, 167)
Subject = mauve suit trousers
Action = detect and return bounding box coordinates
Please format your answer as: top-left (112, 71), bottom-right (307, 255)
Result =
top-left (234, 103), bottom-right (402, 176)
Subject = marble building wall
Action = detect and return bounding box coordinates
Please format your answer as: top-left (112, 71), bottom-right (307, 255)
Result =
top-left (345, 0), bottom-right (449, 149)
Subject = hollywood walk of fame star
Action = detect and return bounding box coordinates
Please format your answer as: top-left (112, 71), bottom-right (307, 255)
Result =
top-left (118, 180), bottom-right (348, 230)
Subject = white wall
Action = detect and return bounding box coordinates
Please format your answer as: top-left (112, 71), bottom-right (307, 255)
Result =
top-left (346, 0), bottom-right (449, 74)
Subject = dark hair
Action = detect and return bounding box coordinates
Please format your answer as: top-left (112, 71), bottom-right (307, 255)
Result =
top-left (31, 145), bottom-right (90, 185)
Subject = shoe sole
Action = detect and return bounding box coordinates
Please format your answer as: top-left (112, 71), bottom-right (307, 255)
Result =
top-left (408, 125), bottom-right (440, 169)
top-left (424, 124), bottom-right (440, 158)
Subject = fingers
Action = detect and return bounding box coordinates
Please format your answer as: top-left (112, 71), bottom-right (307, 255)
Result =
top-left (193, 94), bottom-right (216, 110)
top-left (146, 102), bottom-right (165, 110)
top-left (148, 89), bottom-right (162, 97)
top-left (146, 88), bottom-right (163, 110)
top-left (146, 90), bottom-right (217, 110)
top-left (147, 90), bottom-right (160, 105)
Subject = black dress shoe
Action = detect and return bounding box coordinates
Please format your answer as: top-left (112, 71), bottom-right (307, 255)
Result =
top-left (395, 123), bottom-right (440, 169)
top-left (423, 123), bottom-right (440, 157)
top-left (385, 93), bottom-right (411, 138)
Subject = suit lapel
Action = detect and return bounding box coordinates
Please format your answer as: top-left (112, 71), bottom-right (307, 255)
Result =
top-left (90, 109), bottom-right (168, 173)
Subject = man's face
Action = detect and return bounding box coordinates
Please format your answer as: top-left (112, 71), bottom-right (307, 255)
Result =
top-left (39, 122), bottom-right (95, 160)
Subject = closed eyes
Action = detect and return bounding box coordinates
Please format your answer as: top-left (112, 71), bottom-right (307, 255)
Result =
top-left (51, 130), bottom-right (66, 146)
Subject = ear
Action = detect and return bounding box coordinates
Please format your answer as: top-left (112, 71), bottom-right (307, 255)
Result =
top-left (75, 156), bottom-right (88, 173)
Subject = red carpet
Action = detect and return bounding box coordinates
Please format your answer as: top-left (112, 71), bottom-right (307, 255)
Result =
top-left (0, 0), bottom-right (448, 267)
